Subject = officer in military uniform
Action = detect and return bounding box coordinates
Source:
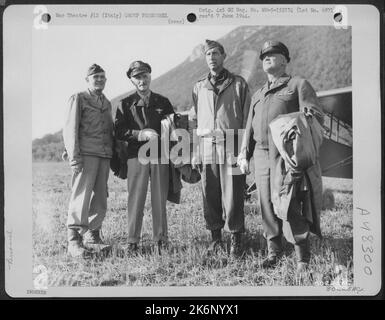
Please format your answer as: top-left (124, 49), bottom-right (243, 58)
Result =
top-left (114, 61), bottom-right (174, 253)
top-left (191, 40), bottom-right (251, 257)
top-left (63, 64), bottom-right (114, 258)
top-left (238, 41), bottom-right (323, 271)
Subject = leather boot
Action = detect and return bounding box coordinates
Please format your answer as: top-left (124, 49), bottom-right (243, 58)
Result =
top-left (126, 243), bottom-right (139, 256)
top-left (261, 236), bottom-right (282, 268)
top-left (211, 229), bottom-right (222, 242)
top-left (207, 229), bottom-right (222, 253)
top-left (295, 238), bottom-right (310, 273)
top-left (156, 240), bottom-right (169, 254)
top-left (83, 229), bottom-right (111, 251)
top-left (230, 232), bottom-right (242, 258)
top-left (67, 229), bottom-right (91, 258)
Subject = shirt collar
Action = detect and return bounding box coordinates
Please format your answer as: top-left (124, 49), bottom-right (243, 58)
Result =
top-left (265, 73), bottom-right (291, 91)
top-left (87, 89), bottom-right (104, 103)
top-left (136, 90), bottom-right (151, 107)
top-left (137, 90), bottom-right (151, 104)
top-left (208, 68), bottom-right (228, 86)
top-left (203, 69), bottom-right (233, 93)
top-left (209, 68), bottom-right (227, 81)
top-left (88, 88), bottom-right (103, 96)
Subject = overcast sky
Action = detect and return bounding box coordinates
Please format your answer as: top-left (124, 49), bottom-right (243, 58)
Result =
top-left (32, 25), bottom-right (236, 139)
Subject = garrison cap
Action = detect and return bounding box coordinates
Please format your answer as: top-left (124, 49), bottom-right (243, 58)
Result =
top-left (204, 39), bottom-right (225, 54)
top-left (126, 60), bottom-right (152, 78)
top-left (260, 41), bottom-right (290, 62)
top-left (87, 64), bottom-right (105, 77)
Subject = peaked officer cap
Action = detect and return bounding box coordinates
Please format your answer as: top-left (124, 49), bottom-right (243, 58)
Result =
top-left (126, 61), bottom-right (152, 78)
top-left (259, 41), bottom-right (290, 62)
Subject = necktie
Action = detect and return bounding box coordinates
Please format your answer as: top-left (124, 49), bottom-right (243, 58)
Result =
top-left (97, 95), bottom-right (104, 106)
top-left (137, 98), bottom-right (149, 127)
top-left (141, 104), bottom-right (148, 127)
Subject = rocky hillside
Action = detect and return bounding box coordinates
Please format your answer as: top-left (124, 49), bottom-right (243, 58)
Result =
top-left (112, 25), bottom-right (352, 112)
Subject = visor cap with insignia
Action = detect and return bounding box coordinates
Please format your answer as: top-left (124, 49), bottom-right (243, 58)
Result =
top-left (87, 64), bottom-right (105, 77)
top-left (260, 41), bottom-right (290, 62)
top-left (126, 60), bottom-right (152, 78)
top-left (204, 39), bottom-right (225, 54)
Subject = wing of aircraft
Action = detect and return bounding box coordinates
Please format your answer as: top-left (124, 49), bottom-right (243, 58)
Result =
top-left (317, 87), bottom-right (352, 179)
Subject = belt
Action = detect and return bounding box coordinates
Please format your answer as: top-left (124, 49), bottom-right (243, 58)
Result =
top-left (201, 135), bottom-right (226, 144)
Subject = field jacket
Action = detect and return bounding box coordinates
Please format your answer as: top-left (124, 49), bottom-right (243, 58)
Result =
top-left (240, 74), bottom-right (323, 161)
top-left (63, 90), bottom-right (114, 166)
top-left (192, 70), bottom-right (250, 135)
top-left (192, 70), bottom-right (251, 160)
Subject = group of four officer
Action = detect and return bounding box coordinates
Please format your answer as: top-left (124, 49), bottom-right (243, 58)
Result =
top-left (63, 39), bottom-right (323, 272)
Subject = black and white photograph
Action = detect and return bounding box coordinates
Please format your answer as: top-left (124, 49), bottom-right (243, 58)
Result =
top-left (3, 4), bottom-right (382, 298)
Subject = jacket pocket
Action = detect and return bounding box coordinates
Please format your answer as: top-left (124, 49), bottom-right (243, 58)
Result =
top-left (274, 91), bottom-right (297, 102)
top-left (82, 105), bottom-right (102, 134)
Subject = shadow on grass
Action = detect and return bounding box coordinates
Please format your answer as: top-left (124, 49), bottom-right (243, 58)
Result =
top-left (241, 231), bottom-right (352, 266)
top-left (242, 231), bottom-right (267, 255)
top-left (312, 235), bottom-right (353, 267)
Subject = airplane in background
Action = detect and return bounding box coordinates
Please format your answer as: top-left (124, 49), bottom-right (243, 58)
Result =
top-left (245, 86), bottom-right (353, 208)
top-left (318, 86), bottom-right (352, 179)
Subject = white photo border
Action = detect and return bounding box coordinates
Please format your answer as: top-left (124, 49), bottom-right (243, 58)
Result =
top-left (3, 4), bottom-right (382, 297)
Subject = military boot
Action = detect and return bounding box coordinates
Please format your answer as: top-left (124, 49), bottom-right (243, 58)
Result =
top-left (83, 229), bottom-right (111, 252)
top-left (230, 232), bottom-right (243, 258)
top-left (156, 240), bottom-right (169, 255)
top-left (261, 236), bottom-right (282, 268)
top-left (125, 243), bottom-right (139, 257)
top-left (207, 229), bottom-right (222, 253)
top-left (295, 238), bottom-right (310, 273)
top-left (67, 229), bottom-right (91, 258)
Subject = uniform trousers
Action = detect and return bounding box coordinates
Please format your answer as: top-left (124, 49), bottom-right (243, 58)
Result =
top-left (254, 148), bottom-right (309, 258)
top-left (67, 155), bottom-right (110, 235)
top-left (200, 140), bottom-right (245, 233)
top-left (126, 157), bottom-right (169, 244)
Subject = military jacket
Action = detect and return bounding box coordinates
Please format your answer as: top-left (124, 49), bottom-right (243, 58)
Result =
top-left (63, 90), bottom-right (114, 166)
top-left (192, 70), bottom-right (251, 136)
top-left (241, 74), bottom-right (323, 160)
top-left (114, 91), bottom-right (174, 158)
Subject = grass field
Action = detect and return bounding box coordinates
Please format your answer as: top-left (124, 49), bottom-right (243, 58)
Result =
top-left (32, 161), bottom-right (353, 288)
